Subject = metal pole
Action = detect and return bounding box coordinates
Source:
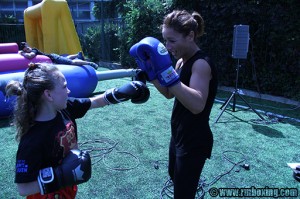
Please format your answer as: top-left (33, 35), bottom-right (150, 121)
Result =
top-left (96, 69), bottom-right (138, 81)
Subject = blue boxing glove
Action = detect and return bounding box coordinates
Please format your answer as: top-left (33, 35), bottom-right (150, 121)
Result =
top-left (129, 43), bottom-right (156, 81)
top-left (135, 37), bottom-right (180, 87)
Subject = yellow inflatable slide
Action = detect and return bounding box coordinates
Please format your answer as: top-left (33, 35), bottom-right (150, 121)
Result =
top-left (24, 0), bottom-right (82, 55)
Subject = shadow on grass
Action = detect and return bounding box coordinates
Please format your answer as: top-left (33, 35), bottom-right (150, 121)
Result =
top-left (215, 104), bottom-right (300, 129)
top-left (213, 110), bottom-right (249, 124)
top-left (251, 124), bottom-right (285, 138)
top-left (278, 118), bottom-right (300, 129)
top-left (91, 91), bottom-right (104, 96)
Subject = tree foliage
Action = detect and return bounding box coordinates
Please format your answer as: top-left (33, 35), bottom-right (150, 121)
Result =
top-left (80, 0), bottom-right (124, 62)
top-left (196, 0), bottom-right (300, 100)
top-left (116, 0), bottom-right (171, 68)
top-left (88, 0), bottom-right (299, 100)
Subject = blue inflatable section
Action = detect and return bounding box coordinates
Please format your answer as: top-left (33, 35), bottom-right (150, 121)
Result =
top-left (0, 64), bottom-right (98, 118)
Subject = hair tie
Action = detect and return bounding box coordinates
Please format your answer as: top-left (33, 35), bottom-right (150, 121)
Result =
top-left (16, 84), bottom-right (25, 96)
top-left (28, 62), bottom-right (39, 70)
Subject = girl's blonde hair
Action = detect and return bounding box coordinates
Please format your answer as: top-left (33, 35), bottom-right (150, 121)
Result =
top-left (5, 63), bottom-right (60, 141)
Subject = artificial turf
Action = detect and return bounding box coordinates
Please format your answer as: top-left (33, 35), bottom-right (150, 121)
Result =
top-left (0, 68), bottom-right (299, 198)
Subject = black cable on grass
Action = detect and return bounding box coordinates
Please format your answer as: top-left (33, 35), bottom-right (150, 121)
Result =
top-left (79, 138), bottom-right (140, 171)
top-left (160, 150), bottom-right (248, 199)
top-left (160, 178), bottom-right (174, 199)
top-left (80, 137), bottom-right (118, 153)
top-left (79, 138), bottom-right (118, 164)
top-left (103, 151), bottom-right (140, 171)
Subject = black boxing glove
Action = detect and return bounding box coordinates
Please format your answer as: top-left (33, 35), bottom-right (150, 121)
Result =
top-left (38, 149), bottom-right (91, 195)
top-left (133, 69), bottom-right (149, 84)
top-left (104, 81), bottom-right (150, 104)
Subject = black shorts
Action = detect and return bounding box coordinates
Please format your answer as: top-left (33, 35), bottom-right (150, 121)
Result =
top-left (48, 53), bottom-right (73, 65)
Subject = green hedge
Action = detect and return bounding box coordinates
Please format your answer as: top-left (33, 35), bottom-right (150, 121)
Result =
top-left (117, 0), bottom-right (299, 101)
top-left (197, 0), bottom-right (300, 100)
top-left (1, 1), bottom-right (298, 101)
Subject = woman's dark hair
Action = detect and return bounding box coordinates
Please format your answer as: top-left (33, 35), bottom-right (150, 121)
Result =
top-left (162, 10), bottom-right (205, 39)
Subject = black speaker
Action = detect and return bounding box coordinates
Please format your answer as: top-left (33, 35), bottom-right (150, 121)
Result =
top-left (232, 25), bottom-right (249, 59)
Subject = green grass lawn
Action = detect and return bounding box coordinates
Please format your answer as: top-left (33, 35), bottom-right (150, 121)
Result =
top-left (0, 68), bottom-right (299, 198)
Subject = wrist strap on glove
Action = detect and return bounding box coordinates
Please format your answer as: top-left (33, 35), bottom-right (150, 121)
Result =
top-left (38, 167), bottom-right (60, 195)
top-left (104, 88), bottom-right (125, 104)
top-left (157, 66), bottom-right (180, 87)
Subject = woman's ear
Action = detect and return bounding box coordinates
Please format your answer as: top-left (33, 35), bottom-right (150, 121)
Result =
top-left (187, 31), bottom-right (195, 41)
top-left (43, 89), bottom-right (53, 101)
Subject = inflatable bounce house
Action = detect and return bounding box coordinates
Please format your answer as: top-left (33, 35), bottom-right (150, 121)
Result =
top-left (0, 0), bottom-right (138, 119)
top-left (24, 0), bottom-right (82, 55)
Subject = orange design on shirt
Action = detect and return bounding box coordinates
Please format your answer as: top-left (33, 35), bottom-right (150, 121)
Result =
top-left (59, 122), bottom-right (77, 156)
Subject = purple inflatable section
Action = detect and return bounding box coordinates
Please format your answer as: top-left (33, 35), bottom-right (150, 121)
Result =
top-left (0, 43), bottom-right (98, 119)
top-left (0, 43), bottom-right (51, 72)
top-left (0, 43), bottom-right (19, 54)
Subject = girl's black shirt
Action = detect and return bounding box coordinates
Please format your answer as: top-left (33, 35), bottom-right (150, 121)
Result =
top-left (171, 50), bottom-right (218, 158)
top-left (15, 97), bottom-right (91, 183)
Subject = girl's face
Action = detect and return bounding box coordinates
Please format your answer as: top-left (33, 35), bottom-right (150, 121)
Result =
top-left (48, 71), bottom-right (70, 110)
top-left (162, 27), bottom-right (188, 60)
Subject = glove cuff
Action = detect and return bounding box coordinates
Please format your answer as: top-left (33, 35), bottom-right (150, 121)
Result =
top-left (37, 167), bottom-right (60, 195)
top-left (157, 66), bottom-right (180, 87)
top-left (104, 89), bottom-right (122, 104)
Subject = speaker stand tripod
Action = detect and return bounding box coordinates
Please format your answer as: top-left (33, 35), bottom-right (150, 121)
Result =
top-left (214, 59), bottom-right (265, 123)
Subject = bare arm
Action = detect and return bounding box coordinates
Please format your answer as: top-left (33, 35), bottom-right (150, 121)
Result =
top-left (151, 79), bottom-right (174, 99)
top-left (19, 50), bottom-right (37, 59)
top-left (89, 94), bottom-right (109, 109)
top-left (17, 181), bottom-right (40, 196)
top-left (165, 59), bottom-right (212, 114)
